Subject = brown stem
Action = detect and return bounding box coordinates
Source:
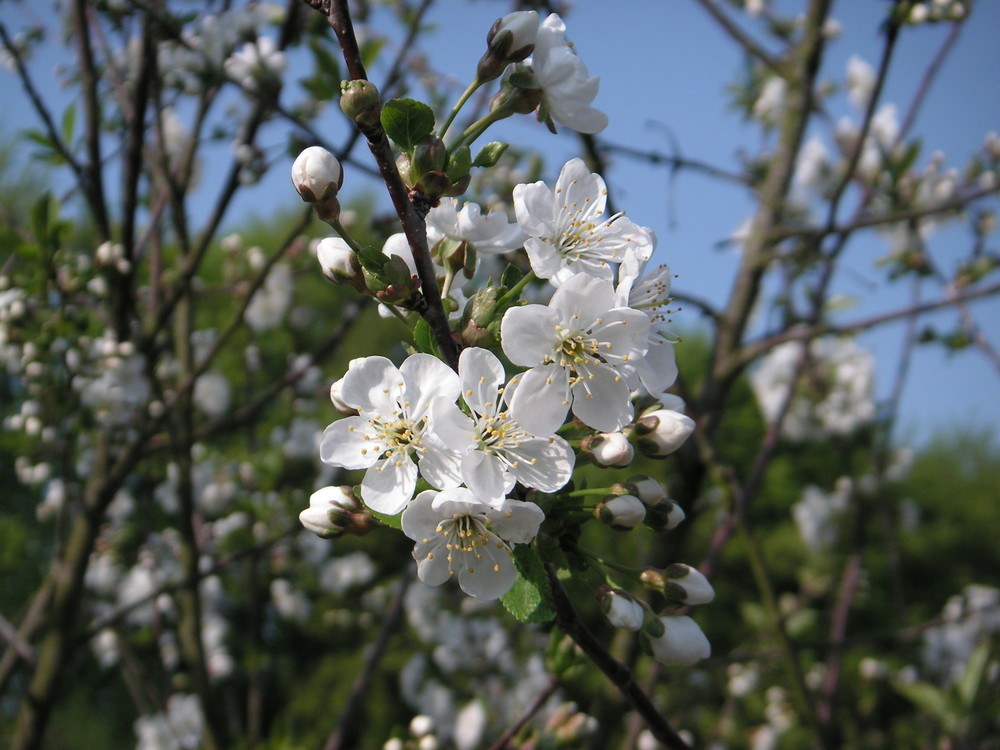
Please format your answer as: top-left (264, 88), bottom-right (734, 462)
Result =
top-left (322, 567), bottom-right (413, 750)
top-left (542, 562), bottom-right (691, 750)
top-left (316, 0), bottom-right (459, 369)
top-left (486, 675), bottom-right (561, 750)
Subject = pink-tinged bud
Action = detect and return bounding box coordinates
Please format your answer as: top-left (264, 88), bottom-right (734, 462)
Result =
top-left (646, 616), bottom-right (711, 666)
top-left (582, 432), bottom-right (634, 468)
top-left (299, 485), bottom-right (361, 538)
top-left (635, 407), bottom-right (695, 458)
top-left (596, 494), bottom-right (646, 530)
top-left (600, 589), bottom-right (645, 631)
top-left (291, 146), bottom-right (343, 202)
top-left (316, 237), bottom-right (361, 287)
top-left (628, 475), bottom-right (667, 506)
top-left (665, 563), bottom-right (715, 605)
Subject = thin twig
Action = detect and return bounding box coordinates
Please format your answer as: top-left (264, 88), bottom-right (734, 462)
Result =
top-left (542, 562), bottom-right (691, 750)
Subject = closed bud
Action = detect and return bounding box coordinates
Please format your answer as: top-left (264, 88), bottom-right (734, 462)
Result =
top-left (639, 567), bottom-right (668, 592)
top-left (643, 499), bottom-right (686, 531)
top-left (478, 11), bottom-right (539, 82)
top-left (581, 431), bottom-right (634, 468)
top-left (635, 407), bottom-right (695, 458)
top-left (291, 146), bottom-right (343, 203)
top-left (600, 589), bottom-right (645, 631)
top-left (627, 475), bottom-right (667, 506)
top-left (340, 79), bottom-right (382, 131)
top-left (645, 616), bottom-right (711, 667)
top-left (490, 64), bottom-right (544, 118)
top-left (596, 494), bottom-right (645, 530)
top-left (316, 237), bottom-right (363, 289)
top-left (665, 563), bottom-right (715, 605)
top-left (299, 485), bottom-right (364, 538)
top-left (363, 254), bottom-right (420, 306)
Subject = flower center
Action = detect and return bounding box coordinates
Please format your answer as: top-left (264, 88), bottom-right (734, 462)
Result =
top-left (436, 513), bottom-right (492, 573)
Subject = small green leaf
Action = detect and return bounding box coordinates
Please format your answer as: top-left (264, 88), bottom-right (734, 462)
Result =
top-left (309, 38), bottom-right (341, 81)
top-left (500, 264), bottom-right (523, 289)
top-left (380, 98), bottom-right (435, 150)
top-left (412, 318), bottom-right (440, 357)
top-left (957, 640), bottom-right (991, 707)
top-left (446, 145), bottom-right (472, 182)
top-left (61, 103), bottom-right (76, 146)
top-left (369, 508), bottom-right (402, 530)
top-left (500, 546), bottom-right (555, 624)
top-left (473, 141), bottom-right (509, 168)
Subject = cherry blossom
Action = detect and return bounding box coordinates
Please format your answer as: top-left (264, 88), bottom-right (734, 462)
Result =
top-left (401, 487), bottom-right (544, 600)
top-left (513, 158), bottom-right (653, 285)
top-left (530, 14), bottom-right (607, 134)
top-left (319, 355), bottom-right (464, 515)
top-left (432, 347), bottom-right (575, 506)
top-left (500, 273), bottom-right (649, 435)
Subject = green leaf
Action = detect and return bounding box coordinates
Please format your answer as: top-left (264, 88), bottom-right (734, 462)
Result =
top-left (61, 103), bottom-right (76, 147)
top-left (500, 546), bottom-right (555, 624)
top-left (958, 639), bottom-right (991, 708)
top-left (473, 141), bottom-right (509, 168)
top-left (309, 38), bottom-right (341, 81)
top-left (369, 508), bottom-right (402, 531)
top-left (500, 264), bottom-right (523, 290)
top-left (893, 680), bottom-right (961, 731)
top-left (380, 98), bottom-right (435, 151)
top-left (446, 145), bottom-right (472, 182)
top-left (412, 318), bottom-right (440, 357)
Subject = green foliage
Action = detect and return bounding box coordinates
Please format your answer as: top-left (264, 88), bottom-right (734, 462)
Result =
top-left (380, 98), bottom-right (435, 151)
top-left (500, 545), bottom-right (555, 624)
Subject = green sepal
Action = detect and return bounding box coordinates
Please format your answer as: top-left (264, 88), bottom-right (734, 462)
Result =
top-left (500, 545), bottom-right (555, 624)
top-left (380, 98), bottom-right (436, 151)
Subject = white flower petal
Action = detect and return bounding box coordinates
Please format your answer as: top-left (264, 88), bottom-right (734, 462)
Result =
top-left (361, 454), bottom-right (418, 515)
top-left (507, 365), bottom-right (570, 436)
top-left (319, 417), bottom-right (378, 470)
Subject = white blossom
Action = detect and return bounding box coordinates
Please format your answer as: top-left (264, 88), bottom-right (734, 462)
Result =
top-left (514, 158), bottom-right (653, 285)
top-left (432, 347), bottom-right (575, 506)
top-left (319, 355), bottom-right (464, 514)
top-left (501, 273), bottom-right (650, 435)
top-left (529, 14), bottom-right (607, 134)
top-left (401, 488), bottom-right (544, 600)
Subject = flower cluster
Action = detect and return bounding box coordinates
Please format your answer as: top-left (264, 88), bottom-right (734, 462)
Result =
top-left (293, 9), bottom-right (709, 664)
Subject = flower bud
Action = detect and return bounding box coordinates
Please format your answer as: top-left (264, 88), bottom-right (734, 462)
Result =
top-left (489, 64), bottom-right (544, 118)
top-left (362, 254), bottom-right (421, 306)
top-left (299, 485), bottom-right (362, 538)
top-left (340, 79), bottom-right (382, 131)
top-left (581, 432), bottom-right (634, 468)
top-left (642, 499), bottom-right (686, 531)
top-left (627, 475), bottom-right (667, 506)
top-left (596, 494), bottom-right (646, 530)
top-left (460, 286), bottom-right (502, 348)
top-left (291, 146), bottom-right (343, 203)
top-left (477, 11), bottom-right (539, 82)
top-left (600, 589), bottom-right (645, 631)
top-left (646, 615), bottom-right (711, 666)
top-left (316, 237), bottom-right (363, 289)
top-left (635, 407), bottom-right (695, 458)
top-left (411, 136), bottom-right (449, 179)
top-left (664, 563), bottom-right (715, 605)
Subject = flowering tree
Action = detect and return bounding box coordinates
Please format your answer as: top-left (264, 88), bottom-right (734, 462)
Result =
top-left (2, 1), bottom-right (999, 749)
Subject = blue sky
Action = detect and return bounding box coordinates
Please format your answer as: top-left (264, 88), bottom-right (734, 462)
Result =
top-left (2, 1), bottom-right (997, 444)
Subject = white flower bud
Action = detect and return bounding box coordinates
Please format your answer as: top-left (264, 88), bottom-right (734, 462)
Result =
top-left (628, 475), bottom-right (667, 506)
top-left (648, 616), bottom-right (711, 666)
top-left (291, 146), bottom-right (343, 202)
top-left (596, 494), bottom-right (646, 530)
top-left (490, 11), bottom-right (539, 53)
top-left (635, 408), bottom-right (695, 457)
top-left (299, 486), bottom-right (359, 538)
top-left (316, 237), bottom-right (358, 283)
top-left (587, 431), bottom-right (634, 467)
top-left (601, 590), bottom-right (645, 631)
top-left (409, 715), bottom-right (435, 739)
top-left (666, 563), bottom-right (716, 605)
